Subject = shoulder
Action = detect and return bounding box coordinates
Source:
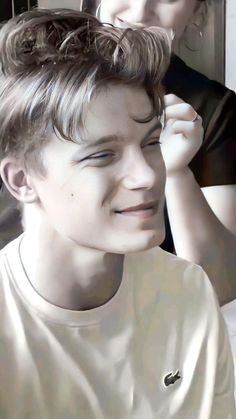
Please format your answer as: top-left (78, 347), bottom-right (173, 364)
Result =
top-left (165, 55), bottom-right (236, 186)
top-left (165, 55), bottom-right (236, 126)
top-left (0, 236), bottom-right (23, 299)
top-left (125, 246), bottom-right (218, 317)
top-left (221, 299), bottom-right (236, 357)
top-left (165, 54), bottom-right (233, 99)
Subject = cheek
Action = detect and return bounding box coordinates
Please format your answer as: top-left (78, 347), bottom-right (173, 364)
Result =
top-left (168, 4), bottom-right (198, 37)
top-left (69, 170), bottom-right (117, 214)
top-left (157, 7), bottom-right (183, 29)
top-left (157, 3), bottom-right (195, 37)
top-left (100, 0), bottom-right (128, 22)
top-left (159, 166), bottom-right (166, 193)
top-left (149, 152), bottom-right (166, 186)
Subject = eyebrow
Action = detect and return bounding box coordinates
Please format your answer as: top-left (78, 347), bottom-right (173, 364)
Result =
top-left (81, 120), bottom-right (162, 150)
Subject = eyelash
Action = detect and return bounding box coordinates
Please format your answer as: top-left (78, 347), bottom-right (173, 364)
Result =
top-left (84, 151), bottom-right (115, 161)
top-left (81, 138), bottom-right (161, 162)
top-left (143, 139), bottom-right (161, 148)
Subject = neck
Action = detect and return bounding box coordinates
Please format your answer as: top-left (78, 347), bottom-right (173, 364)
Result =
top-left (20, 228), bottom-right (124, 311)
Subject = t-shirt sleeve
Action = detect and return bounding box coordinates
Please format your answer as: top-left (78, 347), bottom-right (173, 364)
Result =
top-left (221, 299), bottom-right (236, 406)
top-left (211, 303), bottom-right (236, 418)
top-left (190, 89), bottom-right (236, 187)
top-left (165, 56), bottom-right (236, 188)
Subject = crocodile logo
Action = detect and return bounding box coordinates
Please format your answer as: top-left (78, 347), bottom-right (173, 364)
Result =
top-left (163, 370), bottom-right (181, 387)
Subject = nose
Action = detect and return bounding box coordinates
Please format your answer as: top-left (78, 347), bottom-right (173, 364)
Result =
top-left (121, 148), bottom-right (157, 191)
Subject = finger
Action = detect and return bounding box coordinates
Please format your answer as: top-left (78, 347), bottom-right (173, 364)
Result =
top-left (169, 120), bottom-right (203, 138)
top-left (165, 103), bottom-right (202, 123)
top-left (164, 94), bottom-right (185, 107)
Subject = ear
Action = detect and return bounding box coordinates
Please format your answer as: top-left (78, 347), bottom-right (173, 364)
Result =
top-left (194, 1), bottom-right (206, 20)
top-left (0, 157), bottom-right (38, 204)
top-left (194, 1), bottom-right (202, 12)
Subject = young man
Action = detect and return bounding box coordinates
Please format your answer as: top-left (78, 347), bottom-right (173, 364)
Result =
top-left (0, 8), bottom-right (234, 419)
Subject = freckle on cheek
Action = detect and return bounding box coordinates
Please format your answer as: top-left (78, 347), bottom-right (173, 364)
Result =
top-left (71, 193), bottom-right (74, 197)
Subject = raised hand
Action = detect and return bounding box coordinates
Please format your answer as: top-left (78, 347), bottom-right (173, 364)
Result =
top-left (160, 94), bottom-right (204, 175)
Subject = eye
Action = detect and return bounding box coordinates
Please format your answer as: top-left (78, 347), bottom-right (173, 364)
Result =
top-left (143, 138), bottom-right (162, 148)
top-left (79, 150), bottom-right (116, 164)
top-left (158, 0), bottom-right (178, 3)
top-left (86, 152), bottom-right (114, 160)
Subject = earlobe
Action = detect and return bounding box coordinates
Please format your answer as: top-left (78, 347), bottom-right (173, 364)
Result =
top-left (0, 158), bottom-right (38, 203)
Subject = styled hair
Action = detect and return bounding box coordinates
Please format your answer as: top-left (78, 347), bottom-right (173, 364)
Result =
top-left (0, 8), bottom-right (171, 171)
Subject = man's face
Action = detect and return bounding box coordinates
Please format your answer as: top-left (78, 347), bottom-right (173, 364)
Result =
top-left (31, 84), bottom-right (166, 254)
top-left (100, 0), bottom-right (199, 39)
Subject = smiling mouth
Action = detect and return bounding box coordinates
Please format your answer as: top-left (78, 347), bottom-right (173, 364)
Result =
top-left (115, 201), bottom-right (159, 219)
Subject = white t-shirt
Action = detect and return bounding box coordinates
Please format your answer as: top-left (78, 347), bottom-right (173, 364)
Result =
top-left (0, 235), bottom-right (235, 419)
top-left (221, 299), bottom-right (236, 400)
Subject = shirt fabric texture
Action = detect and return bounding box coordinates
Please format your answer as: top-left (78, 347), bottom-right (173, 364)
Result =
top-left (222, 299), bottom-right (236, 401)
top-left (0, 235), bottom-right (235, 419)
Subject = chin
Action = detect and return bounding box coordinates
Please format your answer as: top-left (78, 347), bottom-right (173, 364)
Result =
top-left (117, 227), bottom-right (166, 254)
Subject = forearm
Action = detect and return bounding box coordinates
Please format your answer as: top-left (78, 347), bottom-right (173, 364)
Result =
top-left (165, 167), bottom-right (236, 305)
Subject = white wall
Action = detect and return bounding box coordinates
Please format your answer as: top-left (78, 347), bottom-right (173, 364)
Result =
top-left (226, 0), bottom-right (236, 91)
top-left (39, 0), bottom-right (82, 9)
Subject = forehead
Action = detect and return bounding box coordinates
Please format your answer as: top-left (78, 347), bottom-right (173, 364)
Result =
top-left (81, 84), bottom-right (156, 141)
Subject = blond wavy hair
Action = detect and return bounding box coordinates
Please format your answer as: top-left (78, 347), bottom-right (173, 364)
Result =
top-left (0, 8), bottom-right (171, 172)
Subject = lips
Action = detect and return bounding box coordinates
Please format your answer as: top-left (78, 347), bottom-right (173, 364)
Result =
top-left (115, 200), bottom-right (159, 218)
top-left (117, 201), bottom-right (158, 212)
